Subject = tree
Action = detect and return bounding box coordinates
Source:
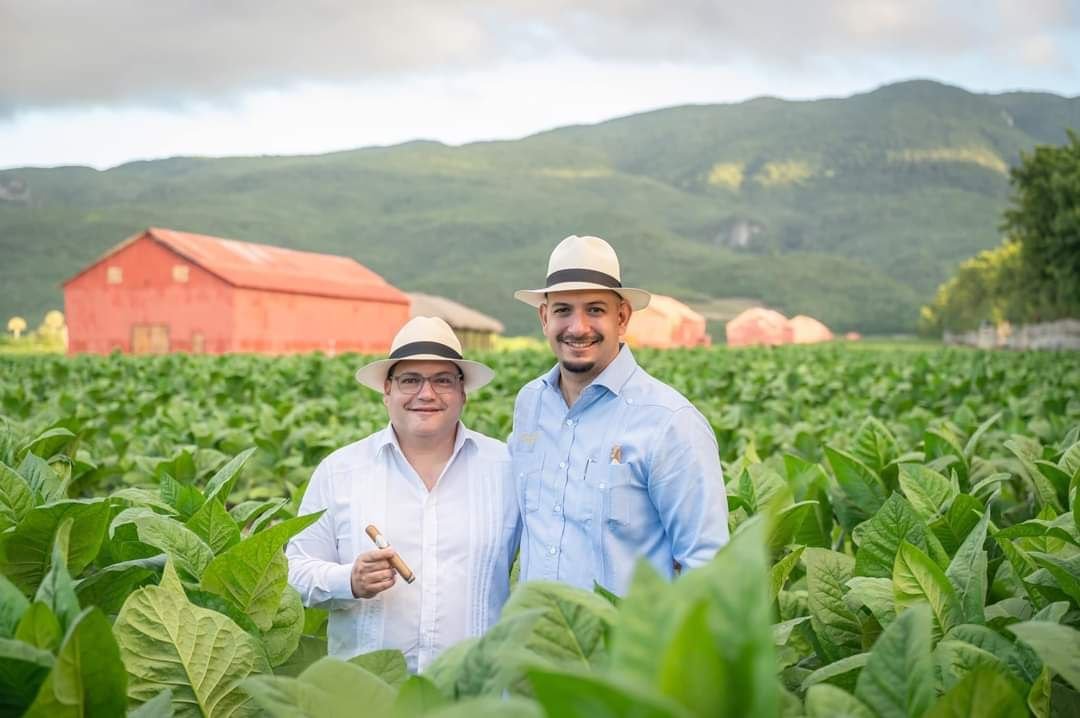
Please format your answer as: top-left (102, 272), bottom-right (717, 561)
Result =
top-left (1002, 129), bottom-right (1080, 319)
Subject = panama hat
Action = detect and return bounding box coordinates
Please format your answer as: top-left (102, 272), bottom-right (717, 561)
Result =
top-left (354, 316), bottom-right (495, 393)
top-left (514, 235), bottom-right (651, 310)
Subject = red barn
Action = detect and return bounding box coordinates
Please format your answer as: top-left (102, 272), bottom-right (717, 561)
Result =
top-left (63, 227), bottom-right (410, 355)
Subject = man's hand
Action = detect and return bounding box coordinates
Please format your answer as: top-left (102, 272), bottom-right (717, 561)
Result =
top-left (351, 548), bottom-right (398, 598)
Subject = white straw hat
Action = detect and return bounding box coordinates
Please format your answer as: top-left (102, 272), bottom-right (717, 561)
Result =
top-left (514, 235), bottom-right (651, 310)
top-left (354, 316), bottom-right (495, 393)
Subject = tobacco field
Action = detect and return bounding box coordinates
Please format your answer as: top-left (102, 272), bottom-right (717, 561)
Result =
top-left (0, 344), bottom-right (1078, 717)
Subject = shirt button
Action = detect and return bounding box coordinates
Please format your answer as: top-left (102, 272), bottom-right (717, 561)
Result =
top-left (553, 504), bottom-right (562, 513)
top-left (566, 419), bottom-right (574, 427)
top-left (627, 398), bottom-right (634, 404)
top-left (548, 546), bottom-right (557, 555)
top-left (559, 461), bottom-right (566, 469)
top-left (598, 483), bottom-right (606, 489)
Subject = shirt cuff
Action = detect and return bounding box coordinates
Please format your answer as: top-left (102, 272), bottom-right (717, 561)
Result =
top-left (327, 561), bottom-right (355, 600)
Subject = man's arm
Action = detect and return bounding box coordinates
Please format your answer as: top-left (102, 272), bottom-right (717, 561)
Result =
top-left (286, 461), bottom-right (355, 608)
top-left (646, 406), bottom-right (730, 570)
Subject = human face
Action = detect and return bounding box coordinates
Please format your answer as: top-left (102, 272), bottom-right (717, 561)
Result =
top-left (383, 360), bottom-right (466, 444)
top-left (539, 289), bottom-right (630, 379)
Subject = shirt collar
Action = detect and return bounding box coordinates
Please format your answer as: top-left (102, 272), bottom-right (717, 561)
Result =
top-left (541, 343), bottom-right (639, 398)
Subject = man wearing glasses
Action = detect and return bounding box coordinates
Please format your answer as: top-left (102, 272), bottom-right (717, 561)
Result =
top-left (287, 317), bottom-right (520, 672)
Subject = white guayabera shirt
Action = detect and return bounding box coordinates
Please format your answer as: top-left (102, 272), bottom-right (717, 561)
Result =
top-left (286, 423), bottom-right (521, 672)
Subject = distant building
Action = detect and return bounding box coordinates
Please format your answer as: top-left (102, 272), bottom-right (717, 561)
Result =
top-left (407, 292), bottom-right (503, 351)
top-left (725, 308), bottom-right (794, 347)
top-left (725, 308), bottom-right (835, 347)
top-left (63, 227), bottom-right (410, 355)
top-left (625, 294), bottom-right (710, 348)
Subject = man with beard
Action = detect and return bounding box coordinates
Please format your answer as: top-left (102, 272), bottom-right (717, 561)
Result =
top-left (287, 317), bottom-right (519, 672)
top-left (509, 235), bottom-right (729, 595)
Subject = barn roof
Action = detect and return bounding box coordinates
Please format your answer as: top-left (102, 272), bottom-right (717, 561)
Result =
top-left (65, 227), bottom-right (409, 304)
top-left (407, 293), bottom-right (504, 333)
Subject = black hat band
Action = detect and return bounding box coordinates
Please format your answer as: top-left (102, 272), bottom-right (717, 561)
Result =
top-left (389, 341), bottom-right (463, 360)
top-left (545, 268), bottom-right (622, 288)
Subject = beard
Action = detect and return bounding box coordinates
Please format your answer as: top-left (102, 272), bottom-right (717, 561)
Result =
top-left (557, 331), bottom-right (603, 374)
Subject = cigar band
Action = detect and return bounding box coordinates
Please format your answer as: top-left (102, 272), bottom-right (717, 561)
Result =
top-left (374, 534), bottom-right (390, 549)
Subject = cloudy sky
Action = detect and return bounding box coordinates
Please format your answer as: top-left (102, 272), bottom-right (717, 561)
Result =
top-left (2, 0), bottom-right (1079, 170)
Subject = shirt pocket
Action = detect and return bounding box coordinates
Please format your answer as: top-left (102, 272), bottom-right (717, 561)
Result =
top-left (514, 454), bottom-right (543, 514)
top-left (586, 461), bottom-right (640, 528)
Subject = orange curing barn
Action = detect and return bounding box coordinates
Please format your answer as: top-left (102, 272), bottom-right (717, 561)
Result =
top-left (63, 227), bottom-right (411, 355)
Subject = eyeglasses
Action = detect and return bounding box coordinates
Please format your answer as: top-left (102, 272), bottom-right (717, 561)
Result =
top-left (390, 372), bottom-right (464, 395)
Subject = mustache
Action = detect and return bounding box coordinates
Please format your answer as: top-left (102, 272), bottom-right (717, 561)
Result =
top-left (557, 332), bottom-right (603, 344)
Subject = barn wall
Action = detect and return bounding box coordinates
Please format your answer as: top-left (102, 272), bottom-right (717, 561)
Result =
top-left (64, 236), bottom-right (234, 354)
top-left (231, 288), bottom-right (410, 354)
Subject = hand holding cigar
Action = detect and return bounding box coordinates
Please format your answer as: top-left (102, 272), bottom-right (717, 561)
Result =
top-left (365, 524), bottom-right (415, 584)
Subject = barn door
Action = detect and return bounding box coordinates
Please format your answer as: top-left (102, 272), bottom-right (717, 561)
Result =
top-left (131, 324), bottom-right (170, 354)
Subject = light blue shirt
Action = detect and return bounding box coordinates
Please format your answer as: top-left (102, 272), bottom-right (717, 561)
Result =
top-left (509, 344), bottom-right (729, 594)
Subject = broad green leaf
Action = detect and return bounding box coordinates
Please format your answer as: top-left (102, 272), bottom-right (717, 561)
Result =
top-left (33, 518), bottom-right (81, 633)
top-left (773, 616), bottom-right (810, 646)
top-left (0, 499), bottom-right (111, 595)
top-left (158, 475), bottom-right (205, 522)
top-left (128, 689), bottom-right (173, 718)
top-left (528, 669), bottom-right (691, 718)
top-left (15, 603), bottom-right (62, 652)
top-left (0, 460), bottom-right (32, 532)
top-left (769, 502), bottom-right (817, 554)
top-left (934, 640), bottom-right (1019, 694)
top-left (1006, 439), bottom-right (1063, 513)
top-left (845, 577), bottom-right (896, 628)
top-left (424, 696), bottom-right (541, 717)
top-left (924, 429), bottom-right (967, 481)
top-left (1027, 552), bottom-right (1080, 604)
top-left (656, 601), bottom-right (727, 715)
top-left (932, 494), bottom-right (983, 555)
top-left (893, 541), bottom-right (964, 636)
top-left (804, 684), bottom-right (875, 718)
top-left (1028, 666), bottom-right (1051, 718)
top-left (262, 586), bottom-right (303, 668)
top-left (423, 637), bottom-right (479, 697)
top-left (899, 464), bottom-right (956, 519)
top-left (801, 653), bottom-right (869, 693)
top-left (447, 609), bottom-right (544, 698)
top-left (770, 546), bottom-right (805, 603)
top-left (1060, 440), bottom-right (1080, 480)
top-left (924, 667), bottom-right (1028, 718)
top-left (963, 412), bottom-right (1001, 462)
top-left (1035, 461), bottom-right (1071, 504)
top-left (23, 607), bottom-right (127, 718)
top-left (393, 675), bottom-right (448, 718)
top-left (854, 603), bottom-right (933, 718)
top-left (970, 473), bottom-right (1012, 499)
top-left (19, 453), bottom-right (63, 504)
top-left (114, 560), bottom-right (270, 716)
top-left (185, 498), bottom-right (241, 554)
top-left (851, 417), bottom-right (899, 478)
top-left (18, 428), bottom-right (77, 463)
top-left (610, 559), bottom-right (676, 683)
top-left (348, 649), bottom-right (409, 689)
top-left (854, 493), bottom-right (930, 579)
top-left (825, 447), bottom-right (887, 528)
top-left (0, 573), bottom-right (30, 638)
top-left (0, 637), bottom-right (55, 713)
top-left (1008, 621), bottom-right (1080, 691)
top-left (200, 511), bottom-right (322, 631)
top-left (111, 508), bottom-right (214, 580)
top-left (804, 548), bottom-right (862, 663)
top-left (945, 509), bottom-right (990, 624)
top-left (502, 579), bottom-right (617, 668)
top-left (74, 556), bottom-right (164, 616)
top-left (204, 447), bottom-right (257, 505)
top-left (946, 623), bottom-right (1041, 685)
top-left (244, 656), bottom-right (396, 718)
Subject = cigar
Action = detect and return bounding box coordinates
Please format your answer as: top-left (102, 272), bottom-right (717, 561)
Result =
top-left (364, 524), bottom-right (415, 584)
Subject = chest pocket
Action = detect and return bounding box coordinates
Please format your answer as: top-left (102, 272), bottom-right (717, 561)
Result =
top-left (586, 461), bottom-right (643, 528)
top-left (514, 454), bottom-right (543, 514)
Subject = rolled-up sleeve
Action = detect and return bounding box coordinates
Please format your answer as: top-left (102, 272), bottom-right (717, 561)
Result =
top-left (647, 406), bottom-right (729, 570)
top-left (286, 461), bottom-right (356, 607)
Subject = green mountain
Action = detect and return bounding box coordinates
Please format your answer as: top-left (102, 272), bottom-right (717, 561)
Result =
top-left (2, 79), bottom-right (1078, 337)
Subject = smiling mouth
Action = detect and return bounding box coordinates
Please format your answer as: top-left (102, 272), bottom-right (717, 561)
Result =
top-left (560, 337), bottom-right (601, 350)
